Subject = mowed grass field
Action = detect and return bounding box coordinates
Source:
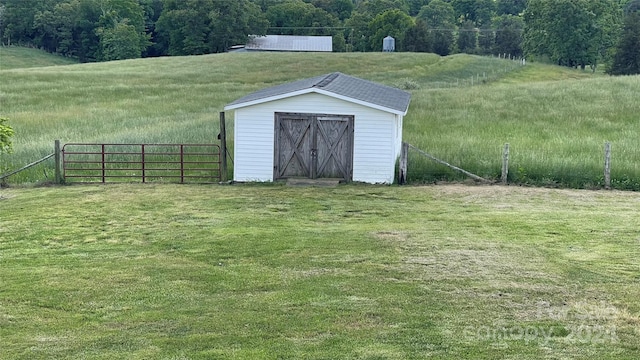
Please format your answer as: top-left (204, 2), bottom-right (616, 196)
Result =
top-left (1, 47), bottom-right (639, 187)
top-left (1, 184), bottom-right (639, 359)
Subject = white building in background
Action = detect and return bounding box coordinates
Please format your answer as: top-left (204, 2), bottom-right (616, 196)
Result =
top-left (230, 35), bottom-right (333, 52)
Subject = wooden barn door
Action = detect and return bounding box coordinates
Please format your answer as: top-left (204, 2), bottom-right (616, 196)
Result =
top-left (274, 112), bottom-right (353, 181)
top-left (274, 113), bottom-right (314, 179)
top-left (315, 115), bottom-right (353, 179)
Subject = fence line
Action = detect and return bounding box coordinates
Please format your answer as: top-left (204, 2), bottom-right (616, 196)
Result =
top-left (0, 153), bottom-right (54, 181)
top-left (395, 57), bottom-right (525, 90)
top-left (399, 143), bottom-right (491, 184)
top-left (400, 142), bottom-right (617, 189)
top-left (604, 142), bottom-right (611, 190)
top-left (62, 143), bottom-right (222, 184)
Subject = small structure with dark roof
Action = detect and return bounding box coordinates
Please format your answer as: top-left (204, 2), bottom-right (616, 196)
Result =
top-left (224, 72), bottom-right (411, 184)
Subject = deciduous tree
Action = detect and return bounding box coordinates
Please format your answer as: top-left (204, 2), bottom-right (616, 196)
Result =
top-left (357, 0), bottom-right (410, 16)
top-left (345, 12), bottom-right (372, 51)
top-left (209, 0), bottom-right (268, 52)
top-left (97, 19), bottom-right (143, 60)
top-left (305, 0), bottom-right (354, 20)
top-left (0, 0), bottom-right (55, 46)
top-left (457, 19), bottom-right (477, 53)
top-left (405, 18), bottom-right (432, 52)
top-left (496, 0), bottom-right (527, 16)
top-left (266, 0), bottom-right (338, 36)
top-left (406, 0), bottom-right (430, 16)
top-left (0, 117), bottom-right (14, 156)
top-left (493, 14), bottom-right (523, 57)
top-left (608, 10), bottom-right (640, 75)
top-left (418, 0), bottom-right (456, 55)
top-left (157, 0), bottom-right (267, 55)
top-left (450, 0), bottom-right (494, 26)
top-left (477, 23), bottom-right (494, 55)
top-left (32, 0), bottom-right (101, 61)
top-left (524, 0), bottom-right (622, 70)
top-left (95, 0), bottom-right (151, 60)
top-left (367, 9), bottom-right (413, 51)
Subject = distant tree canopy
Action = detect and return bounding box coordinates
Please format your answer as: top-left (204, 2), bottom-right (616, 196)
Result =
top-left (156, 0), bottom-right (268, 56)
top-left (496, 0), bottom-right (527, 16)
top-left (266, 1), bottom-right (338, 36)
top-left (523, 0), bottom-right (622, 70)
top-left (607, 7), bottom-right (640, 75)
top-left (417, 0), bottom-right (456, 55)
top-left (368, 9), bottom-right (413, 51)
top-left (493, 14), bottom-right (523, 57)
top-left (0, 0), bottom-right (633, 73)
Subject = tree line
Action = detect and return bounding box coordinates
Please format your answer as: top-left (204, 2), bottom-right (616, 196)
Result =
top-left (0, 0), bottom-right (638, 74)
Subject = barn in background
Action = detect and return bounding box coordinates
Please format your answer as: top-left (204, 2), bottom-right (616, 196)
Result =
top-left (223, 72), bottom-right (411, 184)
top-left (229, 35), bottom-right (333, 52)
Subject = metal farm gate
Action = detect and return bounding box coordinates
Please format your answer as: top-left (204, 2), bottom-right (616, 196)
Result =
top-left (62, 143), bottom-right (222, 183)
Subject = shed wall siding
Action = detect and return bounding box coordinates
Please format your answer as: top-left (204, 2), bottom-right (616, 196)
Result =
top-left (233, 109), bottom-right (274, 181)
top-left (233, 93), bottom-right (401, 183)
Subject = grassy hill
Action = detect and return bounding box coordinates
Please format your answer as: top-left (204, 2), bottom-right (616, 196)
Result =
top-left (0, 46), bottom-right (78, 70)
top-left (1, 49), bottom-right (638, 188)
top-left (1, 49), bottom-right (639, 359)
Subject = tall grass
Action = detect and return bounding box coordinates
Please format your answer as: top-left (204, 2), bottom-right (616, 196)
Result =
top-left (0, 46), bottom-right (78, 70)
top-left (1, 50), bottom-right (638, 188)
top-left (405, 75), bottom-right (640, 189)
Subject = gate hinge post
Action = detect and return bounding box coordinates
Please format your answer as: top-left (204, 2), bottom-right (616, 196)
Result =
top-left (219, 112), bottom-right (228, 182)
top-left (54, 140), bottom-right (63, 184)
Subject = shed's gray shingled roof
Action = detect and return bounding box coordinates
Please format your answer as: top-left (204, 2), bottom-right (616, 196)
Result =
top-left (225, 72), bottom-right (411, 113)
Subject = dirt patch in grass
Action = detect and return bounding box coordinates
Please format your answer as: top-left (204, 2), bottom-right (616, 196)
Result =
top-left (0, 191), bottom-right (15, 200)
top-left (404, 246), bottom-right (554, 282)
top-left (429, 183), bottom-right (640, 202)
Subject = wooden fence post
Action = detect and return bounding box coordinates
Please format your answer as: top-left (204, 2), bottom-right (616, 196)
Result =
top-left (604, 142), bottom-right (611, 190)
top-left (398, 142), bottom-right (408, 185)
top-left (54, 139), bottom-right (62, 184)
top-left (501, 143), bottom-right (509, 184)
top-left (219, 112), bottom-right (228, 182)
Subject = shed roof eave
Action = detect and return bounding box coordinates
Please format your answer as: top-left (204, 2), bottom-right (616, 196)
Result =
top-left (223, 88), bottom-right (315, 111)
top-left (224, 88), bottom-right (408, 115)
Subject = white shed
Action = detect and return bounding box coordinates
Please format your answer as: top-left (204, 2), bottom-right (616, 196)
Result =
top-left (223, 72), bottom-right (411, 184)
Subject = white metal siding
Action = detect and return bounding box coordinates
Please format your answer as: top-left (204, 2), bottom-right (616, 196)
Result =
top-left (394, 114), bottom-right (403, 160)
top-left (353, 116), bottom-right (396, 183)
top-left (233, 109), bottom-right (274, 181)
top-left (246, 35), bottom-right (333, 52)
top-left (232, 93), bottom-right (402, 183)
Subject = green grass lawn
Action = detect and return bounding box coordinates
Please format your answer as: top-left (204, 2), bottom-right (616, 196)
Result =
top-left (0, 46), bottom-right (78, 70)
top-left (1, 50), bottom-right (639, 188)
top-left (1, 184), bottom-right (639, 359)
